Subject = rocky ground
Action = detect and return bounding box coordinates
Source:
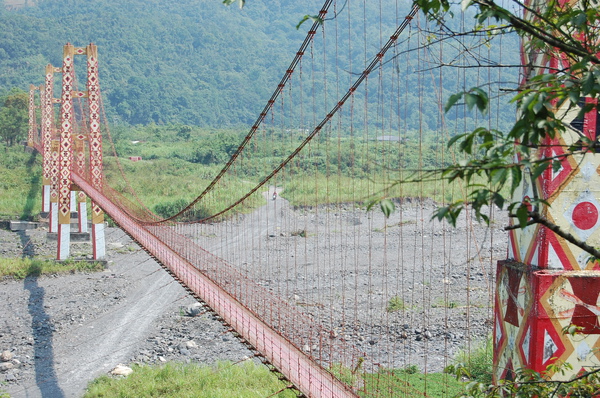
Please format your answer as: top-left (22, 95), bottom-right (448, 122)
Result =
top-left (0, 226), bottom-right (254, 398)
top-left (0, 200), bottom-right (508, 398)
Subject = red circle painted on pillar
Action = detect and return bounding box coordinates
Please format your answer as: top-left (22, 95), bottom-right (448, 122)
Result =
top-left (572, 202), bottom-right (598, 230)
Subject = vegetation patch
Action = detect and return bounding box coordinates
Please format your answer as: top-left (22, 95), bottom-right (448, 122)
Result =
top-left (449, 336), bottom-right (493, 385)
top-left (0, 257), bottom-right (105, 279)
top-left (0, 145), bottom-right (42, 220)
top-left (362, 368), bottom-right (463, 398)
top-left (386, 296), bottom-right (406, 312)
top-left (83, 361), bottom-right (297, 398)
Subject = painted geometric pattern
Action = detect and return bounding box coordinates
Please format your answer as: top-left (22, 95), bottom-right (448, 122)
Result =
top-left (538, 100), bottom-right (600, 271)
top-left (50, 139), bottom-right (60, 202)
top-left (28, 85), bottom-right (36, 147)
top-left (508, 51), bottom-right (600, 271)
top-left (494, 262), bottom-right (600, 382)
top-left (87, 44), bottom-right (104, 222)
top-left (494, 262), bottom-right (531, 382)
top-left (507, 171), bottom-right (544, 267)
top-left (58, 45), bottom-right (75, 224)
top-left (42, 68), bottom-right (54, 185)
top-left (74, 135), bottom-right (87, 177)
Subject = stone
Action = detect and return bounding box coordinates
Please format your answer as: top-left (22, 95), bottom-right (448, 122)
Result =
top-left (110, 364), bottom-right (133, 376)
top-left (0, 362), bottom-right (14, 372)
top-left (185, 303), bottom-right (203, 317)
top-left (4, 371), bottom-right (17, 382)
top-left (0, 351), bottom-right (12, 362)
top-left (185, 341), bottom-right (198, 349)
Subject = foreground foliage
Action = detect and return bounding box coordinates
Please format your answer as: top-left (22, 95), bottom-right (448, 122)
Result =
top-left (411, 0), bottom-right (600, 260)
top-left (85, 360), bottom-right (463, 398)
top-left (447, 361), bottom-right (600, 398)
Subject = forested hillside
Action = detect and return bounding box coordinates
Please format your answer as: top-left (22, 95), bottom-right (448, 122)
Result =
top-left (0, 0), bottom-right (519, 129)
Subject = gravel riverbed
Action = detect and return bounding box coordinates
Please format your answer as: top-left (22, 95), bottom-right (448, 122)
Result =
top-left (0, 200), bottom-right (508, 397)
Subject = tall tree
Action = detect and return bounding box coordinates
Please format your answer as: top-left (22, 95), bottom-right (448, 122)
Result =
top-left (0, 89), bottom-right (28, 147)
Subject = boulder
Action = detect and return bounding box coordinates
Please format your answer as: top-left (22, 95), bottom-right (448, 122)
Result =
top-left (110, 364), bottom-right (133, 376)
top-left (185, 341), bottom-right (198, 349)
top-left (0, 351), bottom-right (12, 362)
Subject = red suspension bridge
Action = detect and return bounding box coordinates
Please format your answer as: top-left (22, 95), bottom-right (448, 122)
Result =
top-left (23, 1), bottom-right (600, 396)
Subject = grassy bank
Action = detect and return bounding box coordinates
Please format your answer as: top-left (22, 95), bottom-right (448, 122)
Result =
top-left (0, 257), bottom-right (105, 279)
top-left (83, 360), bottom-right (465, 398)
top-left (83, 361), bottom-right (297, 398)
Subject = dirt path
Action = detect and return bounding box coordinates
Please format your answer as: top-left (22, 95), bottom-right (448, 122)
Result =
top-left (0, 227), bottom-right (252, 398)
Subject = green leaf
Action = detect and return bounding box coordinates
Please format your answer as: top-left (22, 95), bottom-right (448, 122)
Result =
top-left (471, 87), bottom-right (489, 114)
top-left (379, 199), bottom-right (395, 218)
top-left (222, 0), bottom-right (245, 8)
top-left (445, 92), bottom-right (463, 113)
top-left (492, 192), bottom-right (505, 209)
top-left (552, 160), bottom-right (562, 173)
top-left (516, 204), bottom-right (529, 228)
top-left (296, 15), bottom-right (324, 30)
top-left (464, 93), bottom-right (477, 110)
top-left (448, 133), bottom-right (466, 148)
top-left (531, 161), bottom-right (549, 180)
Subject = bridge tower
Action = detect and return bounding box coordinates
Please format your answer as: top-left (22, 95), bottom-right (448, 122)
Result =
top-left (40, 65), bottom-right (62, 224)
top-left (493, 0), bottom-right (600, 382)
top-left (27, 85), bottom-right (39, 149)
top-left (54, 43), bottom-right (105, 260)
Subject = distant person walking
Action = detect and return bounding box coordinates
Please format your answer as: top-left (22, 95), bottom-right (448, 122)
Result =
top-left (272, 191), bottom-right (277, 201)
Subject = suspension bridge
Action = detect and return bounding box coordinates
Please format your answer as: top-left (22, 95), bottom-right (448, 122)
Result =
top-left (21, 0), bottom-right (600, 396)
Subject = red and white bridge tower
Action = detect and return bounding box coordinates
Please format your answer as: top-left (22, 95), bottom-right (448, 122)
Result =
top-left (32, 43), bottom-right (105, 260)
top-left (494, 0), bottom-right (600, 382)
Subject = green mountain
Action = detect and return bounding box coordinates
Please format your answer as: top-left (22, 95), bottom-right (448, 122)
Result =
top-left (0, 0), bottom-right (327, 126)
top-left (0, 0), bottom-right (519, 130)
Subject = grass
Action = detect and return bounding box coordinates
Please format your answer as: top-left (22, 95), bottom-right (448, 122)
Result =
top-left (452, 336), bottom-right (493, 385)
top-left (85, 361), bottom-right (463, 398)
top-left (386, 296), bottom-right (407, 312)
top-left (83, 361), bottom-right (297, 398)
top-left (362, 368), bottom-right (464, 398)
top-left (103, 157), bottom-right (265, 220)
top-left (432, 298), bottom-right (459, 308)
top-left (0, 257), bottom-right (105, 279)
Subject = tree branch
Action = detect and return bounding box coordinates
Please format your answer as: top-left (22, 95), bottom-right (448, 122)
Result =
top-left (473, 0), bottom-right (600, 64)
top-left (506, 211), bottom-right (600, 260)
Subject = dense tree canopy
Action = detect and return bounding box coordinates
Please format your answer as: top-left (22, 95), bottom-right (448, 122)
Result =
top-left (0, 89), bottom-right (28, 146)
top-left (0, 0), bottom-right (519, 131)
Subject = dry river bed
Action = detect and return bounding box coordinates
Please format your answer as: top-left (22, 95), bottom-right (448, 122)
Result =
top-left (0, 201), bottom-right (508, 397)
